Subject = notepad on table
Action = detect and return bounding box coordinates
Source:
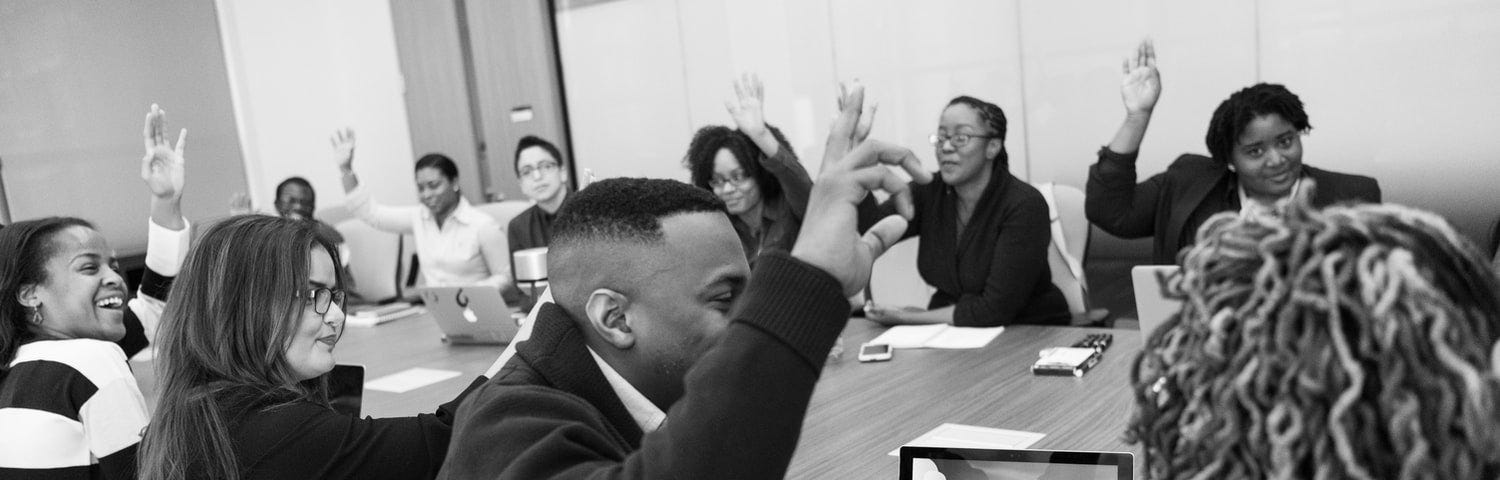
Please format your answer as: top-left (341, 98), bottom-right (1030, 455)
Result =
top-left (346, 302), bottom-right (425, 327)
top-left (887, 423), bottom-right (1045, 456)
top-left (365, 367), bottom-right (462, 393)
top-left (868, 324), bottom-right (1004, 349)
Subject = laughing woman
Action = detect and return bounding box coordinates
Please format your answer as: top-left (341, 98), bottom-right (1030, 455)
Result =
top-left (0, 104), bottom-right (191, 479)
top-left (137, 216), bottom-right (481, 480)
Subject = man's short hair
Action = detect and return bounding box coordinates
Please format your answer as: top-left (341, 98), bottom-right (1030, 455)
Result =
top-left (275, 176), bottom-right (315, 200)
top-left (552, 178), bottom-right (726, 248)
top-left (514, 136), bottom-right (566, 177)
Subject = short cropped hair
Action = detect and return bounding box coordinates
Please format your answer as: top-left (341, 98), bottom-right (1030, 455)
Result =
top-left (552, 177), bottom-right (726, 248)
top-left (414, 153), bottom-right (460, 181)
top-left (274, 176), bottom-right (314, 200)
top-left (514, 135), bottom-right (566, 176)
top-left (683, 124), bottom-right (790, 200)
top-left (1204, 83), bottom-right (1311, 163)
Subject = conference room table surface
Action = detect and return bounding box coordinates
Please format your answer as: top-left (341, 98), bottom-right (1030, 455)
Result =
top-left (132, 313), bottom-right (1143, 478)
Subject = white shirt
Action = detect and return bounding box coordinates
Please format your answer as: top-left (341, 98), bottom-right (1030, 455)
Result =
top-left (345, 186), bottom-right (509, 287)
top-left (586, 347), bottom-right (667, 433)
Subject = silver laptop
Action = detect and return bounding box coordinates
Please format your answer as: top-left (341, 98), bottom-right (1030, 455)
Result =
top-left (901, 446), bottom-right (1133, 480)
top-left (1131, 265), bottom-right (1183, 338)
top-left (417, 286), bottom-right (521, 345)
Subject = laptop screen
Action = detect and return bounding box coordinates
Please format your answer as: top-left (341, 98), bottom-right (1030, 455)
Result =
top-left (900, 447), bottom-right (1132, 480)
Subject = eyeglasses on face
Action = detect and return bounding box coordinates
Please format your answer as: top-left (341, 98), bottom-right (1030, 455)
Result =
top-left (929, 133), bottom-right (995, 148)
top-left (709, 170), bottom-right (752, 189)
top-left (298, 287), bottom-right (347, 316)
top-left (518, 161), bottom-right (560, 179)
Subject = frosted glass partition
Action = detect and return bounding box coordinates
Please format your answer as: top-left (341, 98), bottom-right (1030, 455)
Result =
top-left (553, 0), bottom-right (1500, 250)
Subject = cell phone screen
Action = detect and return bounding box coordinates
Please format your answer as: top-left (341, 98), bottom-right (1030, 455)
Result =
top-left (860, 344), bottom-right (891, 355)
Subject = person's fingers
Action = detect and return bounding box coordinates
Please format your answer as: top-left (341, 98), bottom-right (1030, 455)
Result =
top-left (853, 104), bottom-right (878, 143)
top-left (724, 99), bottom-right (738, 117)
top-left (848, 164), bottom-right (915, 218)
top-left (175, 128), bottom-right (187, 157)
top-left (153, 106), bottom-right (166, 146)
top-left (1144, 38), bottom-right (1156, 65)
top-left (862, 215), bottom-right (909, 261)
top-left (733, 75), bottom-right (746, 101)
top-left (142, 106), bottom-right (156, 152)
top-left (751, 72), bottom-right (763, 99)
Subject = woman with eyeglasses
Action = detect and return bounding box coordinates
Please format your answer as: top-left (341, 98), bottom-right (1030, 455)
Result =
top-left (862, 95), bottom-right (1070, 327)
top-left (0, 104), bottom-right (190, 479)
top-left (684, 74), bottom-right (816, 261)
top-left (138, 215), bottom-right (481, 480)
top-left (332, 129), bottom-right (513, 290)
top-left (1086, 40), bottom-right (1380, 265)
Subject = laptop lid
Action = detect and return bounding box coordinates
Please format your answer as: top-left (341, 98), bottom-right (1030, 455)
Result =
top-left (327, 364), bottom-right (364, 417)
top-left (1131, 265), bottom-right (1182, 338)
top-left (418, 285), bottom-right (520, 345)
top-left (900, 446), bottom-right (1133, 480)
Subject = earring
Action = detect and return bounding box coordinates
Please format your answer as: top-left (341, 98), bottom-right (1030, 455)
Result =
top-left (30, 305), bottom-right (43, 325)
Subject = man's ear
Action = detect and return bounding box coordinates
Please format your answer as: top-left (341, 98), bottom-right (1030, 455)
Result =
top-left (16, 283), bottom-right (39, 309)
top-left (584, 288), bottom-right (634, 349)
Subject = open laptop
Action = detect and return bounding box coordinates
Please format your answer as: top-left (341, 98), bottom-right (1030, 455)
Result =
top-left (1131, 265), bottom-right (1183, 338)
top-left (901, 446), bottom-right (1133, 480)
top-left (417, 285), bottom-right (522, 345)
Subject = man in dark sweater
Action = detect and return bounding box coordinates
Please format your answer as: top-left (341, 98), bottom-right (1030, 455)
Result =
top-left (438, 84), bottom-right (928, 479)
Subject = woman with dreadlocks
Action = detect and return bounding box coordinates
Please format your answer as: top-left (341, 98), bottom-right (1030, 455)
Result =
top-left (1127, 195), bottom-right (1500, 479)
top-left (1086, 40), bottom-right (1381, 265)
top-left (861, 94), bottom-right (1070, 327)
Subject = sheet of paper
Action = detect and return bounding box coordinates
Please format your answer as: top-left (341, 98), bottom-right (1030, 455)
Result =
top-left (365, 367), bottom-right (462, 393)
top-left (887, 423), bottom-right (1046, 456)
top-left (868, 324), bottom-right (949, 349)
top-left (922, 326), bottom-right (1005, 349)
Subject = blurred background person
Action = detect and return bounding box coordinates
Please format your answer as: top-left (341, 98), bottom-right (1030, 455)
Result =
top-left (507, 135), bottom-right (571, 255)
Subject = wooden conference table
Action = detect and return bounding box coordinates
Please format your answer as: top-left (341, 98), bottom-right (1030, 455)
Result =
top-left (132, 313), bottom-right (1142, 478)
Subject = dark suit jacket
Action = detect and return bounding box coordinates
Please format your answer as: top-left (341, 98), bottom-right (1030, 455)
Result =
top-left (1087, 148), bottom-right (1381, 264)
top-left (438, 252), bottom-right (850, 479)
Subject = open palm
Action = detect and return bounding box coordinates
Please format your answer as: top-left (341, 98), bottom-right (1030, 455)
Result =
top-left (725, 73), bottom-right (768, 139)
top-left (141, 104), bottom-right (186, 200)
top-left (331, 128), bottom-right (357, 170)
top-left (1121, 40), bottom-right (1161, 115)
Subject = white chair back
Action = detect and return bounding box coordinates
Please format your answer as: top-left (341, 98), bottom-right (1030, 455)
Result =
top-left (335, 219), bottom-right (402, 302)
top-left (867, 237), bottom-right (934, 308)
top-left (1034, 182), bottom-right (1091, 314)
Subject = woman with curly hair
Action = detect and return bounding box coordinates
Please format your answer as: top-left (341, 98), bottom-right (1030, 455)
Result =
top-left (1127, 189), bottom-right (1500, 479)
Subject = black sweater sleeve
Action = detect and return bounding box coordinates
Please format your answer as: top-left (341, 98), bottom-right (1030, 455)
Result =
top-left (1086, 146), bottom-right (1164, 239)
top-left (438, 252), bottom-right (850, 479)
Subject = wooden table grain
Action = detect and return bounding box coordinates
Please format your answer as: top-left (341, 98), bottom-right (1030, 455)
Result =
top-left (132, 315), bottom-right (1142, 479)
top-left (786, 320), bottom-right (1142, 479)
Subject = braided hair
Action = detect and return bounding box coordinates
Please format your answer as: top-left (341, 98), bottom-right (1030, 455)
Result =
top-left (1127, 188), bottom-right (1500, 479)
top-left (1204, 83), bottom-right (1310, 164)
top-left (946, 95), bottom-right (1009, 169)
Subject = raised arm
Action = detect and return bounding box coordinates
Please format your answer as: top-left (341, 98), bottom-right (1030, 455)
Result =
top-left (120, 104), bottom-right (194, 357)
top-left (333, 128), bottom-right (417, 234)
top-left (726, 73), bottom-right (822, 218)
top-left (1086, 39), bottom-right (1166, 238)
top-left (439, 82), bottom-right (930, 480)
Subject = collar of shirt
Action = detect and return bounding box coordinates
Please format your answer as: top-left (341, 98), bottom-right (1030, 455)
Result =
top-left (1237, 173), bottom-right (1303, 218)
top-left (586, 347), bottom-right (667, 433)
top-left (419, 196), bottom-right (485, 227)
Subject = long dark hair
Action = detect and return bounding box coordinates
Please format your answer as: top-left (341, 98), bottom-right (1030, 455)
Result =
top-left (0, 217), bottom-right (94, 368)
top-left (138, 215), bottom-right (344, 480)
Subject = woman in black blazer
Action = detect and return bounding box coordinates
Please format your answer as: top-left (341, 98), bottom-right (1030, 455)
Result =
top-left (1086, 40), bottom-right (1380, 265)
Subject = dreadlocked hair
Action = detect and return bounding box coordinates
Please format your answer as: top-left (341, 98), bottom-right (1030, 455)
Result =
top-left (1126, 188), bottom-right (1500, 480)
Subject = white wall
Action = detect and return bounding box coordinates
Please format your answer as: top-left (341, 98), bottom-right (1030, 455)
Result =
top-left (555, 0), bottom-right (1500, 252)
top-left (215, 0), bottom-right (416, 212)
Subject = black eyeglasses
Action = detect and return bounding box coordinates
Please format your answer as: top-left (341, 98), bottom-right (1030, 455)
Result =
top-left (298, 287), bottom-right (347, 316)
top-left (709, 170), bottom-right (752, 189)
top-left (518, 161), bottom-right (560, 178)
top-left (929, 133), bottom-right (995, 148)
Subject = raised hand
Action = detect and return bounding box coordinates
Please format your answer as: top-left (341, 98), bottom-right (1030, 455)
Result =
top-left (331, 128), bottom-right (357, 171)
top-left (794, 83), bottom-right (930, 296)
top-left (725, 73), bottom-right (768, 140)
top-left (229, 193), bottom-right (252, 216)
top-left (1121, 39), bottom-right (1161, 116)
top-left (141, 104), bottom-right (186, 201)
